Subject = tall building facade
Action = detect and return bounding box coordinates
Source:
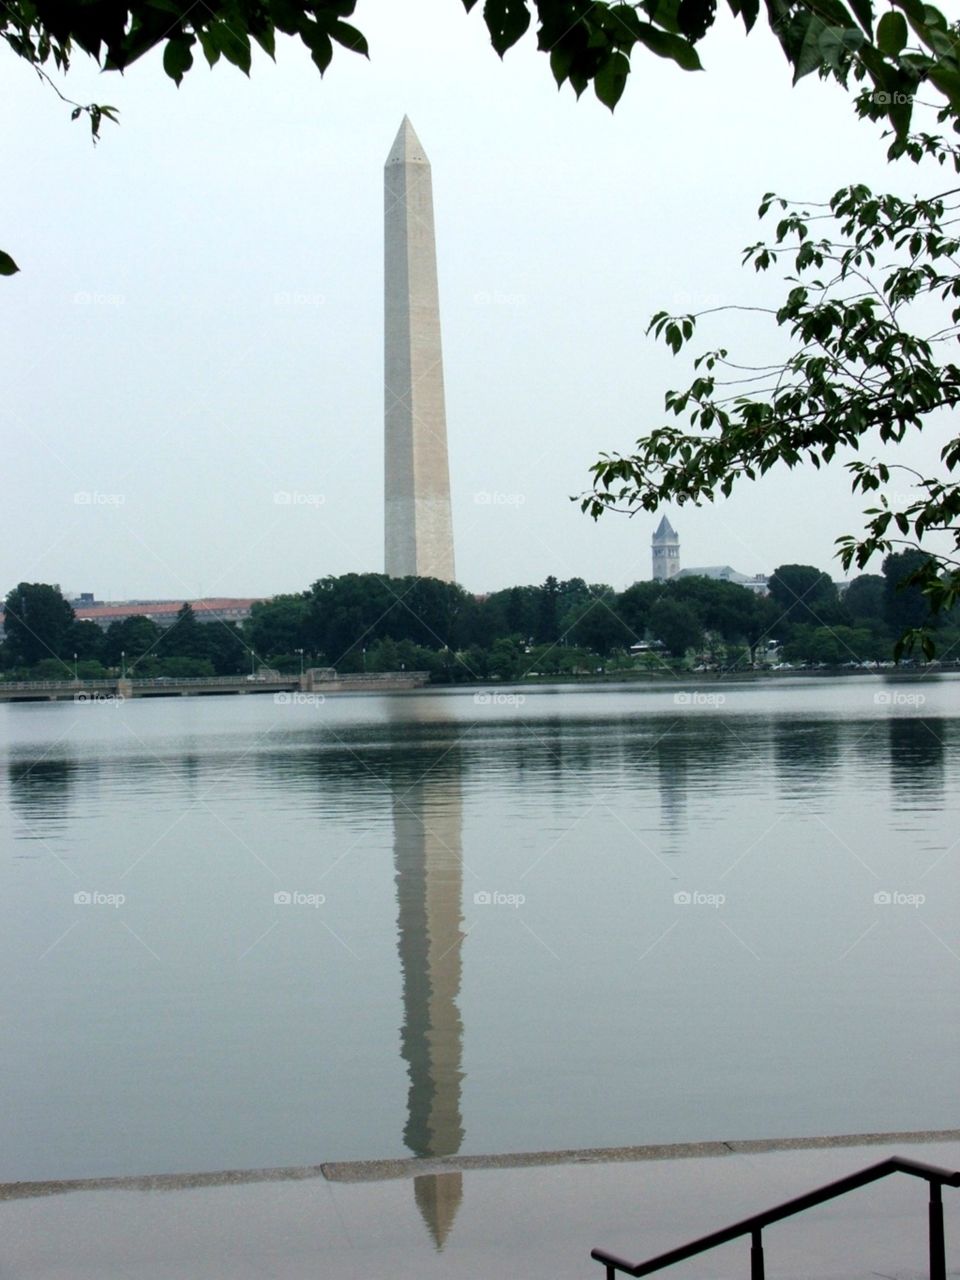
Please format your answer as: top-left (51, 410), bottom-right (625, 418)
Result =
top-left (384, 117), bottom-right (456, 583)
top-left (651, 515), bottom-right (680, 581)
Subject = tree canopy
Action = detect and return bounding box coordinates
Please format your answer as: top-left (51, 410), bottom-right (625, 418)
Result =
top-left (3, 0), bottom-right (955, 278)
top-left (2, 0), bottom-right (958, 272)
top-left (584, 121), bottom-right (960, 655)
top-left (8, 571), bottom-right (953, 680)
top-left (2, 583), bottom-right (74, 665)
top-left (5, 0), bottom-right (958, 120)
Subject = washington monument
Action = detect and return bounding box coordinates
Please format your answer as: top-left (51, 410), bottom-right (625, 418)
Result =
top-left (384, 117), bottom-right (456, 582)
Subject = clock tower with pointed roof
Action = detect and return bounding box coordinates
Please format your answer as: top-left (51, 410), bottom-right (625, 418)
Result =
top-left (651, 515), bottom-right (680, 581)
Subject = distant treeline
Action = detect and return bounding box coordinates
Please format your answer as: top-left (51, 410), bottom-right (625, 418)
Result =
top-left (2, 551), bottom-right (956, 682)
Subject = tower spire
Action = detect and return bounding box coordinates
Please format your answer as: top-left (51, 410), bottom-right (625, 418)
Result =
top-left (384, 118), bottom-right (456, 582)
top-left (651, 516), bottom-right (680, 581)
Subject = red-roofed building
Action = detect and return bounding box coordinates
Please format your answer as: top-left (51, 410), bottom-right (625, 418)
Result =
top-left (72, 598), bottom-right (266, 630)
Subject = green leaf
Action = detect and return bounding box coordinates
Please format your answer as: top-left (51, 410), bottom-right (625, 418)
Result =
top-left (198, 27), bottom-right (221, 66)
top-left (607, 3), bottom-right (647, 39)
top-left (877, 10), bottom-right (909, 54)
top-left (483, 0), bottom-right (531, 56)
top-left (162, 34), bottom-right (194, 84)
top-left (728, 0), bottom-right (760, 31)
top-left (330, 20), bottom-right (369, 56)
top-left (793, 14), bottom-right (828, 81)
top-left (638, 0), bottom-right (682, 36)
top-left (0, 250), bottom-right (20, 276)
top-left (927, 63), bottom-right (960, 115)
top-left (301, 21), bottom-right (333, 72)
top-left (212, 22), bottom-right (251, 73)
top-left (549, 43), bottom-right (573, 84)
top-left (251, 25), bottom-right (276, 59)
top-left (889, 0), bottom-right (925, 21)
top-left (845, 0), bottom-right (874, 36)
top-left (817, 23), bottom-right (864, 71)
top-left (677, 0), bottom-right (716, 42)
top-left (634, 23), bottom-right (702, 69)
top-left (594, 48), bottom-right (630, 108)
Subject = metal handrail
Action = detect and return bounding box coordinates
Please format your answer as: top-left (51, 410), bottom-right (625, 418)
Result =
top-left (591, 1156), bottom-right (960, 1280)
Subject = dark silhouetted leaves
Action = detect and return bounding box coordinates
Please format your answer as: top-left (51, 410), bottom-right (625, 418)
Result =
top-left (678, 0), bottom-right (716, 42)
top-left (483, 0), bottom-right (531, 55)
top-left (162, 34), bottom-right (194, 84)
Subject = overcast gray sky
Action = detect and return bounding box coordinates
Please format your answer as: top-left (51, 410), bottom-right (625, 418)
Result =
top-left (2, 0), bottom-right (950, 601)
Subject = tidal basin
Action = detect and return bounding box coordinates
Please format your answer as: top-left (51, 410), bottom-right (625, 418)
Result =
top-left (2, 676), bottom-right (958, 1188)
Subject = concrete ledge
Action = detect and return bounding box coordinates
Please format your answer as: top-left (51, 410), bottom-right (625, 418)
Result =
top-left (322, 1129), bottom-right (960, 1182)
top-left (4, 1129), bottom-right (958, 1199)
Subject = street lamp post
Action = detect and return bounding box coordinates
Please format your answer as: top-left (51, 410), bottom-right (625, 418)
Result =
top-left (73, 652), bottom-right (78, 682)
top-left (296, 648), bottom-right (304, 677)
top-left (121, 650), bottom-right (126, 679)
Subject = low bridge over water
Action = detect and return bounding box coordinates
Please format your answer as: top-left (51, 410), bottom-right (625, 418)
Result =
top-left (0, 671), bottom-right (430, 703)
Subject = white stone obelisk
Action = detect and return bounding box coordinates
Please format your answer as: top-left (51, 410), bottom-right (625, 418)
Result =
top-left (384, 117), bottom-right (456, 583)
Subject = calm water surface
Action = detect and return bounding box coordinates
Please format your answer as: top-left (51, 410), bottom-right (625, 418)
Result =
top-left (2, 676), bottom-right (958, 1183)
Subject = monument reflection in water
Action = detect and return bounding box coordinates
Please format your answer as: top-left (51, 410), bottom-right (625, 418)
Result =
top-left (392, 755), bottom-right (465, 1248)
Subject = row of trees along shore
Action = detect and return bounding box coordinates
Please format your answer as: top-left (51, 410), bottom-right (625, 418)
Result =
top-left (3, 554), bottom-right (958, 683)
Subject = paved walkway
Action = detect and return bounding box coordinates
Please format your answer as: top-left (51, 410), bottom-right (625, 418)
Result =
top-left (1, 1131), bottom-right (958, 1278)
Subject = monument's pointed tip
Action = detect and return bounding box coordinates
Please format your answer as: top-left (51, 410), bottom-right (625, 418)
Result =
top-left (386, 115), bottom-right (429, 166)
top-left (414, 1173), bottom-right (463, 1250)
